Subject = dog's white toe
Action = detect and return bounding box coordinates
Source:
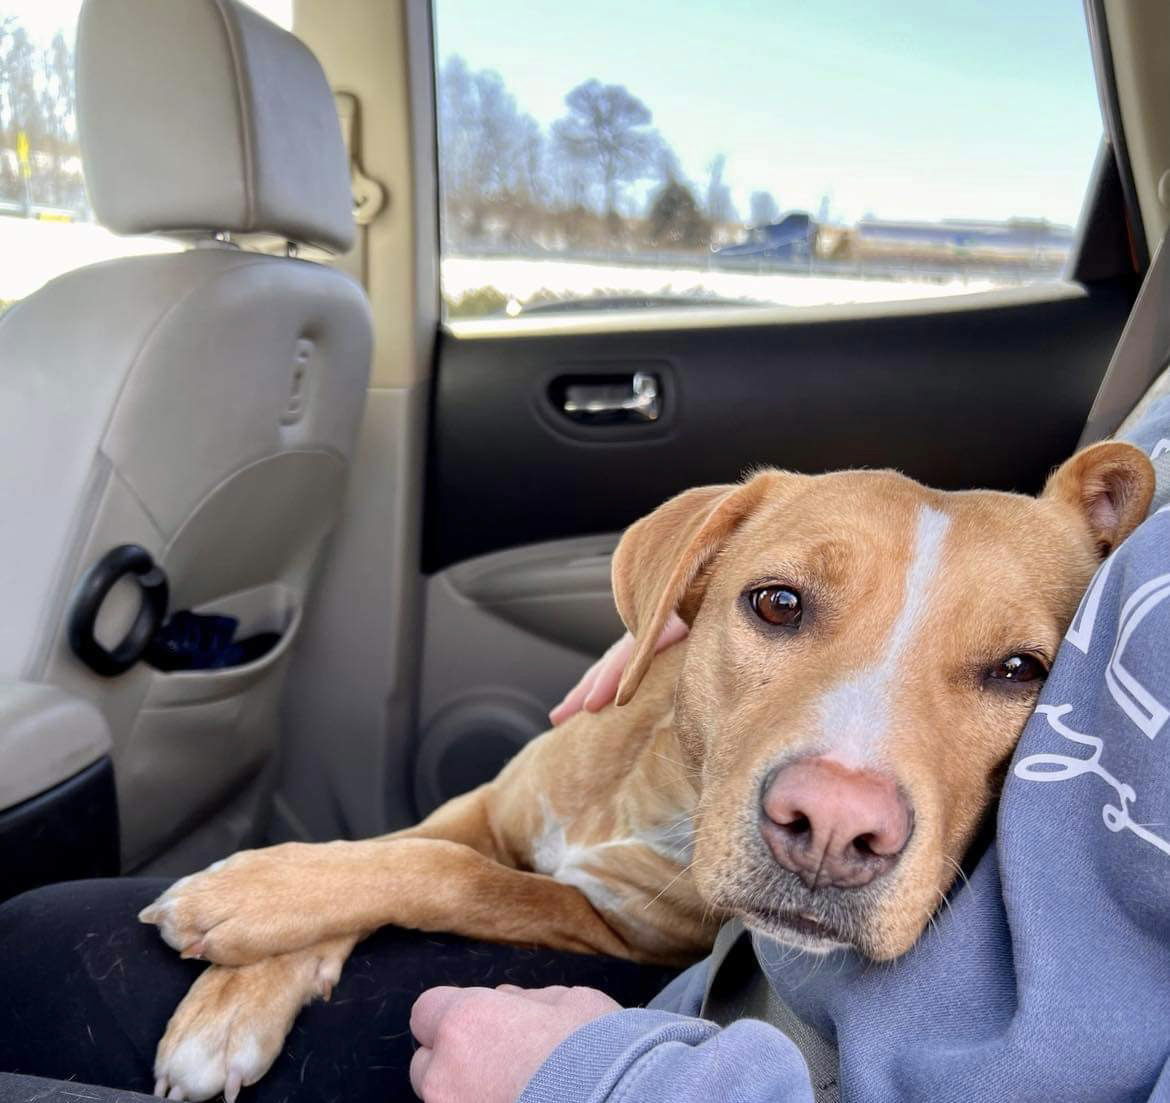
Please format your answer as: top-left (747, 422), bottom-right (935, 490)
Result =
top-left (153, 949), bottom-right (330, 1103)
top-left (155, 1014), bottom-right (277, 1103)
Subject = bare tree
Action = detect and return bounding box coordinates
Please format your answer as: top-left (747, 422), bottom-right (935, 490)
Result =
top-left (38, 30), bottom-right (83, 210)
top-left (435, 58), bottom-right (692, 253)
top-left (552, 79), bottom-right (661, 227)
top-left (0, 14), bottom-right (84, 212)
top-left (436, 54), bottom-right (545, 246)
top-left (0, 13), bottom-right (18, 199)
top-left (704, 154), bottom-right (737, 225)
top-left (749, 189), bottom-right (780, 227)
top-left (653, 141), bottom-right (682, 188)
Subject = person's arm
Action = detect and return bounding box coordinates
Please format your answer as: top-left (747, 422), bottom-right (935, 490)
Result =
top-left (409, 982), bottom-right (815, 1103)
top-left (549, 613), bottom-right (689, 725)
top-left (522, 1009), bottom-right (816, 1103)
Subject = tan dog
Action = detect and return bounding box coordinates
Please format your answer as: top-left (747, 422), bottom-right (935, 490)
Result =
top-left (142, 442), bottom-right (1154, 1101)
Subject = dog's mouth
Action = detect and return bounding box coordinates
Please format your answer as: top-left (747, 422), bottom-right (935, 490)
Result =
top-left (709, 850), bottom-right (871, 954)
top-left (738, 902), bottom-right (850, 951)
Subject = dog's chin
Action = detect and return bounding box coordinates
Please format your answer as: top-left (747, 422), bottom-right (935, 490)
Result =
top-left (704, 850), bottom-right (872, 956)
top-left (738, 905), bottom-right (852, 955)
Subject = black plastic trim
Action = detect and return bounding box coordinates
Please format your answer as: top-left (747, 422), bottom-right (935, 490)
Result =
top-left (67, 544), bottom-right (169, 677)
top-left (424, 283), bottom-right (1134, 570)
top-left (1084, 0), bottom-right (1148, 272)
top-left (0, 757), bottom-right (119, 903)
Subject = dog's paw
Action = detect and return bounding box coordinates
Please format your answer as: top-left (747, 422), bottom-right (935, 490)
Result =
top-left (153, 942), bottom-right (348, 1102)
top-left (139, 844), bottom-right (329, 964)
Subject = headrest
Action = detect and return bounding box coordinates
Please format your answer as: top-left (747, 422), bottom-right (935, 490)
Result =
top-left (76, 0), bottom-right (354, 253)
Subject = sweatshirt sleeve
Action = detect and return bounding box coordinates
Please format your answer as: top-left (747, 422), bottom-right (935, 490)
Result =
top-left (519, 1008), bottom-right (816, 1103)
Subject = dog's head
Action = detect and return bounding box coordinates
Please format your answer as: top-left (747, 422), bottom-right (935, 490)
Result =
top-left (613, 443), bottom-right (1154, 960)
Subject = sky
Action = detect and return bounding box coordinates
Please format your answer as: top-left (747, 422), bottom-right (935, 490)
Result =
top-left (6, 0), bottom-right (1102, 229)
top-left (433, 0), bottom-right (1104, 228)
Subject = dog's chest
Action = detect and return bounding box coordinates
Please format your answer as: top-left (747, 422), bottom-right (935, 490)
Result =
top-left (530, 805), bottom-right (695, 917)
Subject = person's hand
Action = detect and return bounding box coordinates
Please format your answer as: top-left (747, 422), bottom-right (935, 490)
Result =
top-left (549, 613), bottom-right (689, 725)
top-left (409, 984), bottom-right (620, 1103)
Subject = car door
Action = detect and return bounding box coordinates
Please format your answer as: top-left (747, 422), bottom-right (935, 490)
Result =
top-left (407, 0), bottom-right (1139, 818)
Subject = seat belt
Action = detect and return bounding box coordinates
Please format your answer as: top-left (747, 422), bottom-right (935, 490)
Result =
top-left (700, 920), bottom-right (841, 1103)
top-left (1079, 225), bottom-right (1170, 445)
top-left (333, 92), bottom-right (388, 292)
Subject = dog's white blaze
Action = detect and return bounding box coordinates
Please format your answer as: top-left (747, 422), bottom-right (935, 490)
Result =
top-left (817, 504), bottom-right (951, 762)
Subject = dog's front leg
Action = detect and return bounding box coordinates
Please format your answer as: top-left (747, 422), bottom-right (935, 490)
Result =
top-left (141, 784), bottom-right (639, 964)
top-left (152, 933), bottom-right (359, 1103)
top-left (142, 834), bottom-right (636, 965)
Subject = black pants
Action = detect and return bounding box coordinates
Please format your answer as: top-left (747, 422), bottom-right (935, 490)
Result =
top-left (0, 879), bottom-right (678, 1101)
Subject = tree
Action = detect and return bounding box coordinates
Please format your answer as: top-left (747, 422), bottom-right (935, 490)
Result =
top-left (749, 190), bottom-right (780, 227)
top-left (704, 154), bottom-right (737, 225)
top-left (0, 15), bottom-right (85, 213)
top-left (37, 30), bottom-right (83, 210)
top-left (516, 114), bottom-right (545, 206)
top-left (436, 54), bottom-right (545, 245)
top-left (551, 79), bottom-right (661, 225)
top-left (646, 177), bottom-right (709, 249)
top-left (0, 13), bottom-right (18, 200)
top-left (653, 142), bottom-right (683, 188)
top-left (434, 58), bottom-right (688, 252)
top-left (2, 26), bottom-right (44, 189)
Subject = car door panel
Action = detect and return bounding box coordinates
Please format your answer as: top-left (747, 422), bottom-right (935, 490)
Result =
top-left (425, 283), bottom-right (1133, 571)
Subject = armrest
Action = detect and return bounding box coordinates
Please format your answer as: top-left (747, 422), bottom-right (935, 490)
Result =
top-left (447, 533), bottom-right (624, 655)
top-left (0, 682), bottom-right (112, 812)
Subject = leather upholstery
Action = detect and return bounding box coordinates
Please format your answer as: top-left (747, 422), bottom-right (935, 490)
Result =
top-left (0, 246), bottom-right (372, 867)
top-left (0, 0), bottom-right (372, 868)
top-left (1, 247), bottom-right (371, 683)
top-left (0, 683), bottom-right (111, 812)
top-left (77, 0), bottom-right (354, 252)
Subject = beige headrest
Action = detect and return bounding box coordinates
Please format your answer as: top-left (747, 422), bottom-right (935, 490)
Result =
top-left (76, 0), bottom-right (354, 253)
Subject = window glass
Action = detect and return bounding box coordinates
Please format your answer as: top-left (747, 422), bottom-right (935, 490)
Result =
top-left (0, 0), bottom-right (293, 317)
top-left (432, 0), bottom-right (1103, 322)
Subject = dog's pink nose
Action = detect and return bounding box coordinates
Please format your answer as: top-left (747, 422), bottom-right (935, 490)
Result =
top-left (760, 758), bottom-right (911, 890)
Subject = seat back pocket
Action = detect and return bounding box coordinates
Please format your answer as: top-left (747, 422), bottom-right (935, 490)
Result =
top-left (119, 582), bottom-right (302, 866)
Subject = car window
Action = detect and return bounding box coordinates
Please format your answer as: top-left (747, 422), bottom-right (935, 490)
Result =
top-left (0, 0), bottom-right (293, 318)
top-left (431, 0), bottom-right (1103, 322)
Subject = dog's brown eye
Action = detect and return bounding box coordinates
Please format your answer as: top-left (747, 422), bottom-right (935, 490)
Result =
top-left (989, 654), bottom-right (1048, 684)
top-left (749, 587), bottom-right (802, 628)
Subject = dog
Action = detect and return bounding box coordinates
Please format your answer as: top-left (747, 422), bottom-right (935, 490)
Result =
top-left (141, 441), bottom-right (1154, 1101)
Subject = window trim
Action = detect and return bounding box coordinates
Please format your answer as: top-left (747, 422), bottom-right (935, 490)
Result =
top-left (443, 280), bottom-right (1090, 341)
top-left (422, 1), bottom-right (1120, 342)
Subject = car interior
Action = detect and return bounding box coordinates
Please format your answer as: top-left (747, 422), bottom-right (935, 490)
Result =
top-left (2, 0), bottom-right (1170, 1097)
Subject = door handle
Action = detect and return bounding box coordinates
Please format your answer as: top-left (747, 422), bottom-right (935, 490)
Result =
top-left (560, 372), bottom-right (661, 424)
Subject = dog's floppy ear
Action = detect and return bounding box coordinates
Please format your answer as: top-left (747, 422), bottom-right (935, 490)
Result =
top-left (611, 471), bottom-right (784, 705)
top-left (1042, 441), bottom-right (1155, 558)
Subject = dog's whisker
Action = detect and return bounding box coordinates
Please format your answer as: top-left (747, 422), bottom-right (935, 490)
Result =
top-left (641, 861), bottom-right (696, 911)
top-left (942, 854), bottom-right (971, 892)
top-left (646, 750), bottom-right (703, 775)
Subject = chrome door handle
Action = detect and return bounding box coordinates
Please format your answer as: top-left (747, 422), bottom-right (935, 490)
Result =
top-left (561, 372), bottom-right (661, 423)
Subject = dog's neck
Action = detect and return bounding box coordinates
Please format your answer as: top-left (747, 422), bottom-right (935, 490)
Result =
top-left (563, 684), bottom-right (699, 882)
